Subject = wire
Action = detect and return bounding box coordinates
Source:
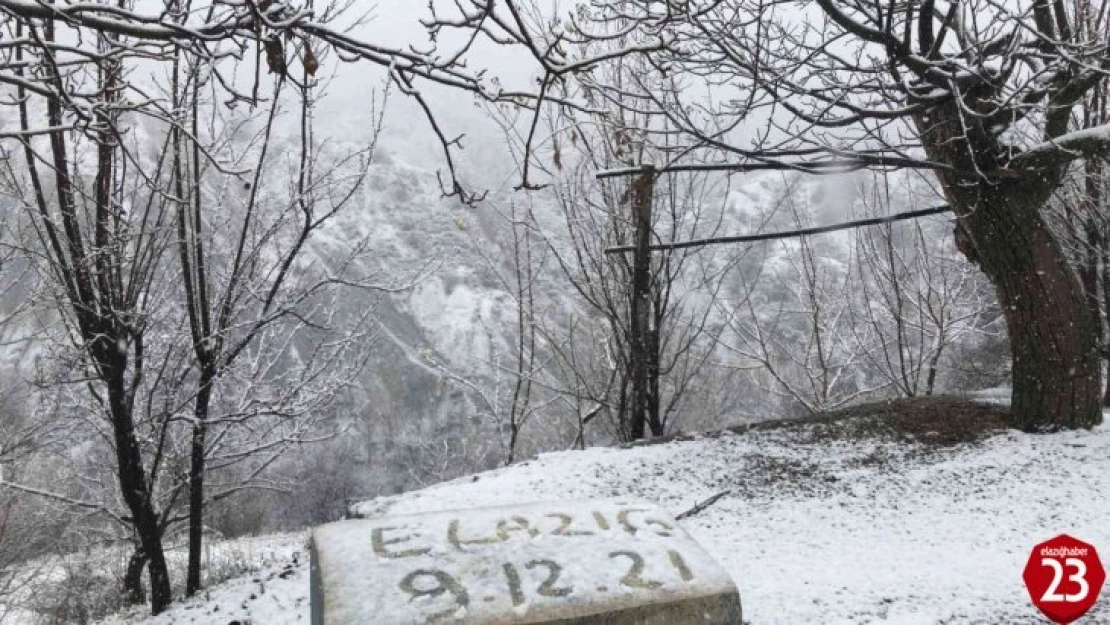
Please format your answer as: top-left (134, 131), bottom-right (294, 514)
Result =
top-left (604, 205), bottom-right (953, 254)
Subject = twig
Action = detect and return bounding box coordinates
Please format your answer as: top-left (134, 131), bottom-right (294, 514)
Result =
top-left (676, 490), bottom-right (730, 520)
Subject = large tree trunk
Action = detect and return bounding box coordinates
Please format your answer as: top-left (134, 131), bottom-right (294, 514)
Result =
top-left (953, 191), bottom-right (1102, 430)
top-left (917, 98), bottom-right (1103, 431)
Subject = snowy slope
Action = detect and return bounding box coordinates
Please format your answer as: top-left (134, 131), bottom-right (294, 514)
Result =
top-left (98, 413), bottom-right (1110, 625)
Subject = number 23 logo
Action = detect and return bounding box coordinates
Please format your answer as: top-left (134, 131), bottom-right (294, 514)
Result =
top-left (1041, 558), bottom-right (1090, 603)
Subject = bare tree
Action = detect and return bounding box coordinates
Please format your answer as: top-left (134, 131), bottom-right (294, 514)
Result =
top-left (850, 173), bottom-right (1001, 397)
top-left (716, 173), bottom-right (1002, 412)
top-left (164, 38), bottom-right (384, 595)
top-left (0, 13), bottom-right (382, 613)
top-left (429, 0), bottom-right (1110, 430)
top-left (424, 198), bottom-right (555, 466)
top-left (716, 177), bottom-right (880, 413)
top-left (1, 14), bottom-right (181, 604)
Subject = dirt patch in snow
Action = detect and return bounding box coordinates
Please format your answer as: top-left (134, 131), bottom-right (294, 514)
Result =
top-left (633, 395), bottom-right (1012, 451)
top-left (734, 453), bottom-right (833, 491)
top-left (809, 395), bottom-right (1012, 447)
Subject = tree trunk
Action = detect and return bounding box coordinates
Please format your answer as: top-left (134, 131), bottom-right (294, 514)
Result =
top-left (916, 100), bottom-right (1102, 431)
top-left (107, 377), bottom-right (173, 613)
top-left (186, 377), bottom-right (213, 596)
top-left (506, 422), bottom-right (519, 465)
top-left (1080, 224), bottom-right (1105, 407)
top-left (122, 545), bottom-right (147, 606)
top-left (955, 192), bottom-right (1102, 430)
top-left (924, 334), bottom-right (944, 397)
top-left (1103, 238), bottom-right (1110, 407)
top-left (1079, 162), bottom-right (1107, 408)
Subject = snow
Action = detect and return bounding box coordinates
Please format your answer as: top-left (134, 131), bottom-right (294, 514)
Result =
top-left (311, 500), bottom-right (737, 623)
top-left (92, 534), bottom-right (309, 625)
top-left (965, 385), bottom-right (1012, 405)
top-left (1021, 123), bottom-right (1110, 162)
top-left (96, 412), bottom-right (1110, 624)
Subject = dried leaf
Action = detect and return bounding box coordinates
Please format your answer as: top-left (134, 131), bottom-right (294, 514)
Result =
top-left (264, 37), bottom-right (286, 77)
top-left (303, 42), bottom-right (319, 77)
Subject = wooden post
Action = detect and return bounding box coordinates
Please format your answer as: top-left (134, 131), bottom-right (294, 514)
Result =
top-left (628, 167), bottom-right (655, 440)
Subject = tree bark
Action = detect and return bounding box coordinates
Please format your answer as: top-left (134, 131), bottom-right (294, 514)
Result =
top-left (951, 191), bottom-right (1101, 430)
top-left (122, 545), bottom-right (147, 606)
top-left (1078, 161), bottom-right (1107, 408)
top-left (1103, 237), bottom-right (1110, 407)
top-left (916, 100), bottom-right (1102, 431)
top-left (105, 370), bottom-right (173, 613)
top-left (1080, 218), bottom-right (1105, 408)
top-left (924, 335), bottom-right (943, 397)
top-left (186, 377), bottom-right (212, 596)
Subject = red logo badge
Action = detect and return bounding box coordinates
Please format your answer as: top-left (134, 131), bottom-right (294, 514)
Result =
top-left (1023, 534), bottom-right (1105, 624)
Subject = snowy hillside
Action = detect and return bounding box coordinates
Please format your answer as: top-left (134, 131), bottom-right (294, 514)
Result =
top-left (98, 402), bottom-right (1110, 624)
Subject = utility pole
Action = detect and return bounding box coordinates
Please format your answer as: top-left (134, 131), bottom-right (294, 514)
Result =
top-left (628, 166), bottom-right (655, 440)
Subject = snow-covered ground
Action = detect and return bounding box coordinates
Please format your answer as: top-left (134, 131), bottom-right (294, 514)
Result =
top-left (97, 537), bottom-right (309, 625)
top-left (2, 533), bottom-right (305, 625)
top-left (95, 411), bottom-right (1110, 624)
